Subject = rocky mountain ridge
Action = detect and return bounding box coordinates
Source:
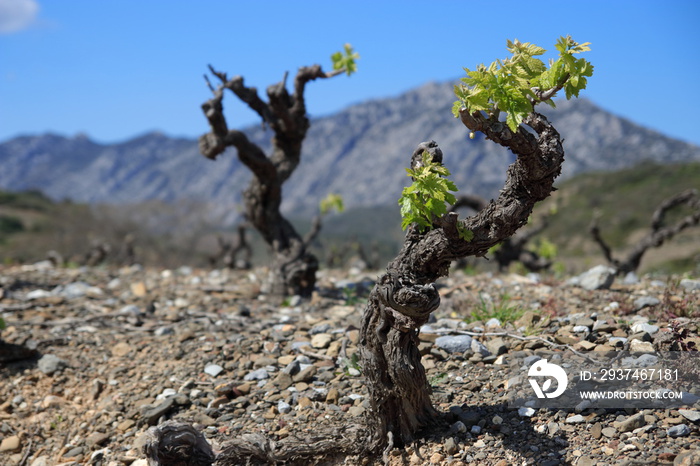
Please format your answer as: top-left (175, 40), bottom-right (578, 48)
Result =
top-left (2, 81), bottom-right (700, 221)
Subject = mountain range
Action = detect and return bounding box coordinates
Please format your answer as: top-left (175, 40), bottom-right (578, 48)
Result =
top-left (2, 81), bottom-right (700, 222)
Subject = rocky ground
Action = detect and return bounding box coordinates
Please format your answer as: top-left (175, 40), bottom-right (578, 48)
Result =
top-left (0, 262), bottom-right (699, 466)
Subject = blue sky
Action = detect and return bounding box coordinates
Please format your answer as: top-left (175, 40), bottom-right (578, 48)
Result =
top-left (1, 0), bottom-right (699, 146)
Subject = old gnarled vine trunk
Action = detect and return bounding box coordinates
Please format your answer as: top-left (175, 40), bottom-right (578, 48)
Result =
top-left (199, 65), bottom-right (344, 297)
top-left (359, 110), bottom-right (566, 452)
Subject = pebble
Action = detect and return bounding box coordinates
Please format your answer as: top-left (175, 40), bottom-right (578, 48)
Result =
top-left (572, 265), bottom-right (616, 290)
top-left (64, 446), bottom-right (84, 457)
top-left (444, 437), bottom-right (458, 455)
top-left (243, 368), bottom-right (269, 381)
top-left (633, 296), bottom-right (660, 310)
top-left (566, 415), bottom-right (585, 424)
top-left (277, 401), bottom-right (292, 414)
top-left (616, 412), bottom-right (648, 432)
top-left (471, 339), bottom-right (490, 357)
top-left (667, 424), bottom-right (691, 438)
top-left (574, 317), bottom-right (595, 328)
top-left (547, 422), bottom-right (560, 436)
top-left (26, 289), bottom-right (52, 300)
top-left (518, 407), bottom-right (535, 417)
top-left (523, 355), bottom-right (541, 366)
top-left (629, 340), bottom-right (655, 353)
top-left (156, 388), bottom-right (177, 400)
top-left (484, 317), bottom-right (501, 328)
top-left (435, 335), bottom-right (473, 354)
top-left (29, 456), bottom-right (50, 466)
top-left (204, 364), bottom-right (224, 377)
top-left (450, 421), bottom-right (467, 434)
top-left (485, 337), bottom-right (507, 356)
top-left (58, 281), bottom-right (103, 299)
top-left (679, 278), bottom-right (700, 291)
top-left (0, 435), bottom-right (21, 452)
top-left (630, 322), bottom-right (659, 334)
top-left (111, 342), bottom-right (133, 357)
top-left (37, 354), bottom-right (67, 375)
top-left (679, 409), bottom-right (700, 422)
top-left (310, 333), bottom-right (332, 349)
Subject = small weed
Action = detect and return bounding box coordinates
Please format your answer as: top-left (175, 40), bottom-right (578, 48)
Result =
top-left (341, 286), bottom-right (367, 306)
top-left (339, 352), bottom-right (362, 376)
top-left (669, 320), bottom-right (698, 352)
top-left (429, 372), bottom-right (449, 386)
top-left (660, 286), bottom-right (699, 319)
top-left (50, 414), bottom-right (65, 430)
top-left (466, 293), bottom-right (525, 325)
top-left (523, 320), bottom-right (548, 337)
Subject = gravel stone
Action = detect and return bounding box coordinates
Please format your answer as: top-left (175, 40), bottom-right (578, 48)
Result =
top-left (679, 409), bottom-right (700, 422)
top-left (435, 335), bottom-right (473, 353)
top-left (679, 278), bottom-right (700, 291)
top-left (616, 412), bottom-right (648, 432)
top-left (37, 354), bottom-right (67, 375)
top-left (0, 435), bottom-right (21, 452)
top-left (204, 364), bottom-right (224, 377)
top-left (243, 368), bottom-right (269, 381)
top-left (630, 322), bottom-right (659, 334)
top-left (574, 265), bottom-right (616, 290)
top-left (667, 424), bottom-right (691, 437)
top-left (633, 296), bottom-right (661, 310)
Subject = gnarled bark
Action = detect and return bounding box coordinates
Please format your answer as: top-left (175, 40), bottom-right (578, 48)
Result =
top-left (199, 64), bottom-right (345, 297)
top-left (451, 194), bottom-right (554, 272)
top-left (360, 109), bottom-right (566, 452)
top-left (590, 188), bottom-right (700, 274)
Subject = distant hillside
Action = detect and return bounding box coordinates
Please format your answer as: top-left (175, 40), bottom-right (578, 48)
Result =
top-left (1, 161), bottom-right (699, 274)
top-left (2, 81), bottom-right (700, 222)
top-left (532, 161), bottom-right (700, 274)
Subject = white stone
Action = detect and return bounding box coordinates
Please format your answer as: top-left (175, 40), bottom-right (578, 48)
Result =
top-left (204, 364), bottom-right (225, 377)
top-left (629, 340), bottom-right (654, 353)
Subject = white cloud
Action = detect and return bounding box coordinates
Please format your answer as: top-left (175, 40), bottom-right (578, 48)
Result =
top-left (0, 0), bottom-right (39, 34)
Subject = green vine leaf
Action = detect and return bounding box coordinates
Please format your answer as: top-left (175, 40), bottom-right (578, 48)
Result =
top-left (399, 152), bottom-right (458, 232)
top-left (457, 225), bottom-right (474, 242)
top-left (453, 35), bottom-right (593, 132)
top-left (331, 43), bottom-right (359, 76)
top-left (320, 193), bottom-right (344, 215)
